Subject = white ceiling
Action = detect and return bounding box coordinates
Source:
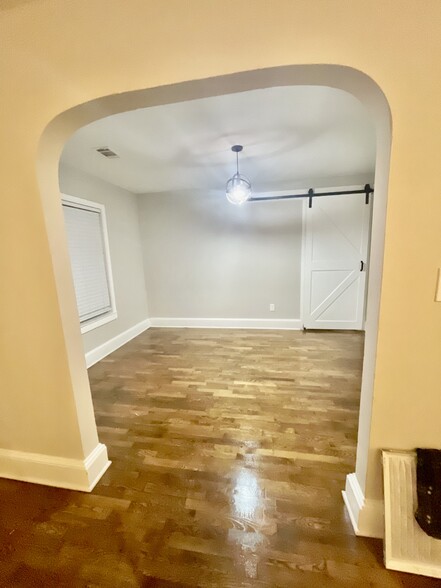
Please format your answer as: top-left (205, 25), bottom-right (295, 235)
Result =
top-left (61, 86), bottom-right (376, 195)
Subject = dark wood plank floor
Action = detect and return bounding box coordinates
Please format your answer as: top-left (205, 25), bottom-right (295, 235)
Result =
top-left (0, 328), bottom-right (439, 587)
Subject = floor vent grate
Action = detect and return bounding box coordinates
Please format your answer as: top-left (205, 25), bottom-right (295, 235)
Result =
top-left (383, 450), bottom-right (441, 578)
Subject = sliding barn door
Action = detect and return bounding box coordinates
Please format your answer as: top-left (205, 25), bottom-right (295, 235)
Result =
top-left (302, 191), bottom-right (372, 330)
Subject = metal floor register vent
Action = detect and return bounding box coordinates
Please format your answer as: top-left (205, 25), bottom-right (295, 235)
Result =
top-left (383, 450), bottom-right (441, 578)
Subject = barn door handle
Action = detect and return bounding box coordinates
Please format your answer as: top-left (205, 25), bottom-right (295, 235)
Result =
top-left (360, 260), bottom-right (365, 272)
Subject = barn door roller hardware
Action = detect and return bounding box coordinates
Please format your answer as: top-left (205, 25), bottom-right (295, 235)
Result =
top-left (248, 183), bottom-right (374, 207)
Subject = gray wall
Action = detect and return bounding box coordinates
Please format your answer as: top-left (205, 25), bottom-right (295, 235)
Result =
top-left (59, 164), bottom-right (149, 353)
top-left (137, 190), bottom-right (303, 319)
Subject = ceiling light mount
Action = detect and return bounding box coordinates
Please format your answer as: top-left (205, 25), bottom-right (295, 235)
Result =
top-left (226, 145), bottom-right (252, 205)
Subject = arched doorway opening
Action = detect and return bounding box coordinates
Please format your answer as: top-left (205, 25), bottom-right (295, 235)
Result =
top-left (37, 64), bottom-right (391, 538)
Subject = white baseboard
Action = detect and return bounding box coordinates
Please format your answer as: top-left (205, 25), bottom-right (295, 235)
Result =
top-left (85, 318), bottom-right (151, 367)
top-left (342, 472), bottom-right (384, 538)
top-left (0, 442), bottom-right (111, 492)
top-left (85, 317), bottom-right (301, 367)
top-left (149, 317), bottom-right (302, 330)
top-left (342, 473), bottom-right (364, 534)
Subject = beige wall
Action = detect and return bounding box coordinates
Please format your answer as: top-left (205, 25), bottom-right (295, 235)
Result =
top-left (138, 190), bottom-right (303, 320)
top-left (59, 164), bottom-right (149, 354)
top-left (1, 1), bottom-right (440, 530)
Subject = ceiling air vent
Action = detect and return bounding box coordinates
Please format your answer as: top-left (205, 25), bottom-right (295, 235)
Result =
top-left (96, 147), bottom-right (119, 158)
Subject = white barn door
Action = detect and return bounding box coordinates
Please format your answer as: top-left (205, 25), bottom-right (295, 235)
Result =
top-left (302, 190), bottom-right (372, 330)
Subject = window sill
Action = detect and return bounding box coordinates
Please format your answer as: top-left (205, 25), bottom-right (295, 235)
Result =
top-left (80, 311), bottom-right (118, 334)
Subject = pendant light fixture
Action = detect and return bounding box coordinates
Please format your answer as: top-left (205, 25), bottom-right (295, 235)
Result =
top-left (226, 145), bottom-right (252, 205)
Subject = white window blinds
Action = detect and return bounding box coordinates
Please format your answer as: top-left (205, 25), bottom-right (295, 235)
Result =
top-left (62, 201), bottom-right (113, 323)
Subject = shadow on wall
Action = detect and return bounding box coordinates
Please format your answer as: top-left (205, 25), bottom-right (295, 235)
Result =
top-left (147, 189), bottom-right (305, 235)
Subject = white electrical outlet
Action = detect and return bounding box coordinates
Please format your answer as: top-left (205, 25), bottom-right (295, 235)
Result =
top-left (269, 303), bottom-right (275, 312)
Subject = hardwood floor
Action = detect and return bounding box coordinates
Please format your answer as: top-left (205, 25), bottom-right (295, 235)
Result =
top-left (0, 328), bottom-right (438, 587)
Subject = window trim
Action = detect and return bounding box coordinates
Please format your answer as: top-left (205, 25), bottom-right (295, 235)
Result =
top-left (61, 193), bottom-right (117, 334)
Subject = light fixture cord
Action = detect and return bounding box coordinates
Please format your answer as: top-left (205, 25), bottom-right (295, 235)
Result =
top-left (236, 150), bottom-right (239, 175)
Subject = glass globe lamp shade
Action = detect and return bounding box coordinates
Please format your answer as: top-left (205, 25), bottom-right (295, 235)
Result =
top-left (226, 172), bottom-right (252, 205)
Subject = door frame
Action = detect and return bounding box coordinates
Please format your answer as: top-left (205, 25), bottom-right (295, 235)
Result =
top-left (38, 64), bottom-right (392, 538)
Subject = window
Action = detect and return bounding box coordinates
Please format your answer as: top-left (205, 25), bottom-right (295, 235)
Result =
top-left (62, 194), bottom-right (117, 333)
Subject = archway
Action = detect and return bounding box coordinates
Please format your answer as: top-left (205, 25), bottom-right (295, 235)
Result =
top-left (37, 64), bottom-right (391, 538)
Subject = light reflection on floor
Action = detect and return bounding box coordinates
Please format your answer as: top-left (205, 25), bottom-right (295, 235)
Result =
top-left (233, 468), bottom-right (261, 521)
top-left (230, 459), bottom-right (270, 578)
